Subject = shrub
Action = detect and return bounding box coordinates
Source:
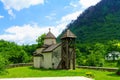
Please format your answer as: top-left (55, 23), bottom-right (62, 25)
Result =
top-left (86, 72), bottom-right (94, 78)
top-left (0, 55), bottom-right (8, 74)
top-left (86, 53), bottom-right (104, 67)
top-left (116, 69), bottom-right (120, 75)
top-left (116, 58), bottom-right (120, 75)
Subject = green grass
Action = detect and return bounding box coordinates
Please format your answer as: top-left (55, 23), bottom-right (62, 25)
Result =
top-left (0, 66), bottom-right (120, 80)
top-left (104, 61), bottom-right (117, 68)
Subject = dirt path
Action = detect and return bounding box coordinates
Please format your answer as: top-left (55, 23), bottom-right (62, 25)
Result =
top-left (0, 76), bottom-right (93, 80)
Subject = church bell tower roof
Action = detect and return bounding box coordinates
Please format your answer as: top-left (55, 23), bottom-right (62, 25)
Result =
top-left (45, 28), bottom-right (56, 39)
top-left (61, 29), bottom-right (76, 39)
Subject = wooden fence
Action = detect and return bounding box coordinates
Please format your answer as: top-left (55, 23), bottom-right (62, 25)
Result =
top-left (8, 63), bottom-right (118, 72)
top-left (77, 66), bottom-right (118, 72)
top-left (8, 63), bottom-right (33, 68)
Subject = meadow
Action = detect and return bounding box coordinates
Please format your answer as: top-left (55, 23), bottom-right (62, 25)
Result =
top-left (0, 66), bottom-right (120, 80)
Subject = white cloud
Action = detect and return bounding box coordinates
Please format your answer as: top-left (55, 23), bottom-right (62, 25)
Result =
top-left (79, 0), bottom-right (101, 9)
top-left (0, 11), bottom-right (82, 45)
top-left (45, 13), bottom-right (56, 20)
top-left (1, 0), bottom-right (44, 16)
top-left (8, 9), bottom-right (15, 18)
top-left (0, 15), bottom-right (4, 19)
top-left (0, 24), bottom-right (64, 45)
top-left (60, 11), bottom-right (82, 23)
top-left (0, 24), bottom-right (52, 45)
top-left (1, 0), bottom-right (44, 11)
top-left (0, 0), bottom-right (101, 45)
top-left (61, 0), bottom-right (101, 28)
top-left (70, 2), bottom-right (78, 8)
top-left (55, 11), bottom-right (82, 36)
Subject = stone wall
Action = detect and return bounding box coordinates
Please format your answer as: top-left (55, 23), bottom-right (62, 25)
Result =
top-left (33, 57), bottom-right (41, 68)
top-left (42, 52), bottom-right (52, 69)
top-left (44, 39), bottom-right (56, 45)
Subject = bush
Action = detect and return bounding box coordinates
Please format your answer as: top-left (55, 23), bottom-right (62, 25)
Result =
top-left (86, 53), bottom-right (104, 67)
top-left (116, 58), bottom-right (120, 75)
top-left (117, 58), bottom-right (120, 67)
top-left (0, 55), bottom-right (8, 74)
top-left (86, 72), bottom-right (94, 78)
top-left (76, 48), bottom-right (85, 66)
top-left (8, 50), bottom-right (30, 63)
top-left (116, 69), bottom-right (120, 75)
top-left (77, 56), bottom-right (87, 66)
top-left (0, 40), bottom-right (31, 64)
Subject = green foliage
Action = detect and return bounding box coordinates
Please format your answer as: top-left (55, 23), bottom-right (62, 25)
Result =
top-left (57, 0), bottom-right (120, 67)
top-left (116, 59), bottom-right (120, 75)
top-left (117, 58), bottom-right (120, 67)
top-left (86, 72), bottom-right (94, 78)
top-left (104, 61), bottom-right (117, 68)
top-left (58, 0), bottom-right (120, 44)
top-left (58, 0), bottom-right (120, 67)
top-left (86, 53), bottom-right (104, 67)
top-left (22, 44), bottom-right (37, 56)
top-left (0, 55), bottom-right (8, 73)
top-left (22, 44), bottom-right (38, 62)
top-left (107, 40), bottom-right (120, 52)
top-left (76, 56), bottom-right (86, 66)
top-left (76, 49), bottom-right (86, 66)
top-left (36, 34), bottom-right (46, 47)
top-left (75, 39), bottom-right (120, 67)
top-left (0, 40), bottom-right (30, 64)
top-left (76, 43), bottom-right (106, 67)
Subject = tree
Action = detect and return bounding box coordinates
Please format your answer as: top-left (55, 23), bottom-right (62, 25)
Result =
top-left (22, 44), bottom-right (37, 56)
top-left (86, 52), bottom-right (104, 67)
top-left (36, 34), bottom-right (46, 47)
top-left (0, 55), bottom-right (8, 74)
top-left (85, 43), bottom-right (105, 67)
top-left (107, 40), bottom-right (120, 61)
top-left (76, 43), bottom-right (105, 67)
top-left (0, 40), bottom-right (30, 63)
top-left (76, 48), bottom-right (87, 66)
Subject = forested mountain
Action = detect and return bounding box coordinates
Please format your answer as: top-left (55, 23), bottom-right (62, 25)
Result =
top-left (66, 0), bottom-right (120, 43)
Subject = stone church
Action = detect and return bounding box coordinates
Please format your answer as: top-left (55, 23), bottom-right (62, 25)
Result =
top-left (33, 29), bottom-right (76, 69)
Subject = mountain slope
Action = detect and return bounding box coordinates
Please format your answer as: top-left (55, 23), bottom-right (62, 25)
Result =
top-left (66, 0), bottom-right (120, 43)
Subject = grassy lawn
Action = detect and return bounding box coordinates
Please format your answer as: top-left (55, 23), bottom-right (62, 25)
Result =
top-left (104, 61), bottom-right (117, 68)
top-left (0, 66), bottom-right (120, 80)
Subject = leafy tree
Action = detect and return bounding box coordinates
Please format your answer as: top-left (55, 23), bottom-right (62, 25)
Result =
top-left (76, 43), bottom-right (105, 67)
top-left (0, 55), bottom-right (8, 73)
top-left (0, 40), bottom-right (30, 63)
top-left (57, 0), bottom-right (120, 44)
top-left (86, 53), bottom-right (104, 67)
top-left (76, 48), bottom-right (87, 66)
top-left (36, 34), bottom-right (46, 47)
top-left (106, 40), bottom-right (120, 61)
top-left (22, 44), bottom-right (37, 56)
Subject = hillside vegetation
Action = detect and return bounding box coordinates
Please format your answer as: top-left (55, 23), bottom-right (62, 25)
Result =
top-left (58, 0), bottom-right (120, 68)
top-left (66, 0), bottom-right (120, 43)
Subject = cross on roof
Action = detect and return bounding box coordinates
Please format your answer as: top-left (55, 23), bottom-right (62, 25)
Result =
top-left (49, 28), bottom-right (51, 32)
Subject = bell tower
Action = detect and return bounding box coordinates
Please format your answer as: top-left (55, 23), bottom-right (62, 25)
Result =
top-left (60, 29), bottom-right (76, 70)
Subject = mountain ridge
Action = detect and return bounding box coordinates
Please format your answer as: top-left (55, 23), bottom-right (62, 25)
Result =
top-left (63, 0), bottom-right (120, 43)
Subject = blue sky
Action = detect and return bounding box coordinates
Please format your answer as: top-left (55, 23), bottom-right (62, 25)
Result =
top-left (0, 0), bottom-right (101, 45)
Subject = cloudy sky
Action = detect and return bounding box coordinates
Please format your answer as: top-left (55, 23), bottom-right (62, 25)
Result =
top-left (0, 0), bottom-right (101, 45)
